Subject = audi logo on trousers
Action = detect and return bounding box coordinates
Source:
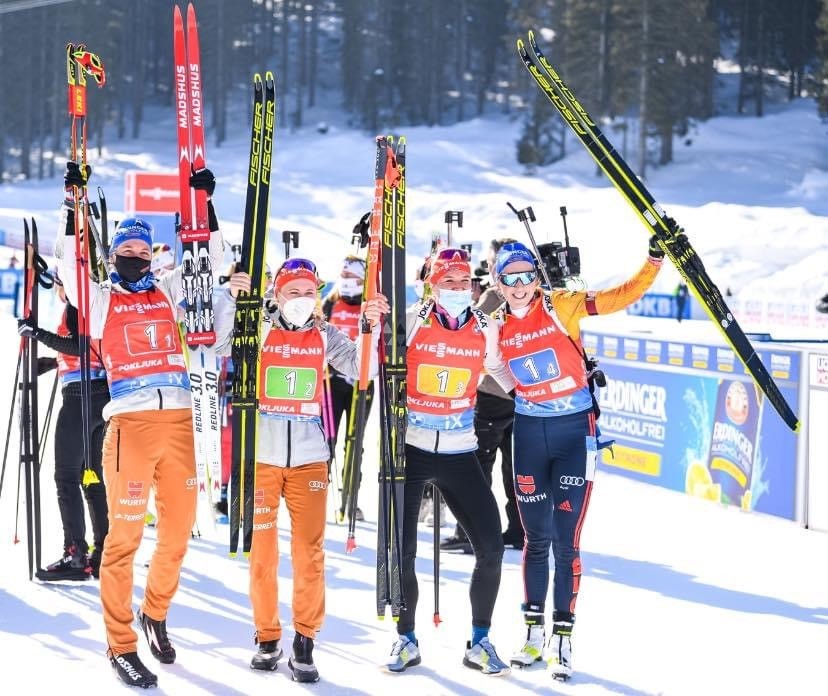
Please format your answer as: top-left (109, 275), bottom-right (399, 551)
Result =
top-left (560, 476), bottom-right (585, 487)
top-left (308, 480), bottom-right (328, 490)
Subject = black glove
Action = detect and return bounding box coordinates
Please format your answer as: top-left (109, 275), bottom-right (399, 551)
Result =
top-left (190, 167), bottom-right (216, 196)
top-left (17, 317), bottom-right (39, 339)
top-left (37, 357), bottom-right (58, 376)
top-left (64, 161), bottom-right (91, 189)
top-left (648, 234), bottom-right (665, 259)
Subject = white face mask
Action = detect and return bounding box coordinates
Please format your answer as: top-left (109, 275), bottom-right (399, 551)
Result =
top-left (280, 296), bottom-right (316, 326)
top-left (437, 288), bottom-right (472, 318)
top-left (339, 277), bottom-right (363, 298)
top-left (413, 279), bottom-right (425, 299)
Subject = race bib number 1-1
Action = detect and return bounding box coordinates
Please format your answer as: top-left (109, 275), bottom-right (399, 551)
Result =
top-left (124, 320), bottom-right (177, 356)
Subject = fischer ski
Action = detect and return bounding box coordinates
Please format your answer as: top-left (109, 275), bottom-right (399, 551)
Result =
top-left (229, 72), bottom-right (275, 556)
top-left (516, 31), bottom-right (799, 431)
top-left (375, 135), bottom-right (407, 619)
top-left (174, 3), bottom-right (222, 520)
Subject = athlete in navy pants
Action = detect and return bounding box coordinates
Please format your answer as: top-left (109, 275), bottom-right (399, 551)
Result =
top-left (486, 238), bottom-right (664, 680)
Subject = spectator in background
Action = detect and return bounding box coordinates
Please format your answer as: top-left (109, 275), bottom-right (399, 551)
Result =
top-left (17, 266), bottom-right (109, 582)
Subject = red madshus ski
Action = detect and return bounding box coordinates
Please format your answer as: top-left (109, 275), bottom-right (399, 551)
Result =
top-left (174, 3), bottom-right (222, 519)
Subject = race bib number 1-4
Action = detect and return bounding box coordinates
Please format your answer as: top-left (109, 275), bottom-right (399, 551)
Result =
top-left (509, 348), bottom-right (560, 385)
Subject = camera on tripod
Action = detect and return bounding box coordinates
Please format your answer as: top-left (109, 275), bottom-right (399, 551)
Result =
top-left (536, 241), bottom-right (580, 289)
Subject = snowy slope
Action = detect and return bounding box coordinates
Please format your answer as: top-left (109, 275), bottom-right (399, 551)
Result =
top-left (1, 80), bottom-right (827, 696)
top-left (1, 301), bottom-right (826, 695)
top-left (1, 96), bottom-right (827, 303)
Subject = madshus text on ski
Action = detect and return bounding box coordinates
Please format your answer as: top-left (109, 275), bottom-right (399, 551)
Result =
top-left (8, 5), bottom-right (799, 690)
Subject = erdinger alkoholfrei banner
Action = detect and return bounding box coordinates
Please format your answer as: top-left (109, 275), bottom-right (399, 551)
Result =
top-left (582, 330), bottom-right (801, 521)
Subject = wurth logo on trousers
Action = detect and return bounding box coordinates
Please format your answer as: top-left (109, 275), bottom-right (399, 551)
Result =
top-left (516, 474), bottom-right (536, 495)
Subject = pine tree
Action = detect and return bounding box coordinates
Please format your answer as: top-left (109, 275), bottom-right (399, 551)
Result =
top-left (816, 0), bottom-right (828, 116)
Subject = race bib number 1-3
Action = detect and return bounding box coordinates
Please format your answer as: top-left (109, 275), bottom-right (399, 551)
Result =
top-left (416, 364), bottom-right (471, 397)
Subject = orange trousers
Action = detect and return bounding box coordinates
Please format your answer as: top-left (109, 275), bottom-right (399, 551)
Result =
top-left (99, 408), bottom-right (197, 656)
top-left (249, 461), bottom-right (328, 642)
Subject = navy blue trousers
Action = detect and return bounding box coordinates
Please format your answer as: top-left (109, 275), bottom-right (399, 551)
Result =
top-left (512, 410), bottom-right (596, 621)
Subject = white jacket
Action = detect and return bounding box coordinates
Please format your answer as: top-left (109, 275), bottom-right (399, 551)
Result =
top-left (241, 307), bottom-right (380, 468)
top-left (56, 207), bottom-right (232, 421)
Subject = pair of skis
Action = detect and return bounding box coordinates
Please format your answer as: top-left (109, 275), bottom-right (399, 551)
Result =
top-left (373, 136), bottom-right (407, 620)
top-left (17, 220), bottom-right (53, 580)
top-left (229, 73), bottom-right (276, 557)
top-left (174, 4), bottom-right (222, 520)
top-left (517, 31), bottom-right (798, 431)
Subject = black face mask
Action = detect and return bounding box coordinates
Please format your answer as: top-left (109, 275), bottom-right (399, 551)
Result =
top-left (114, 255), bottom-right (151, 283)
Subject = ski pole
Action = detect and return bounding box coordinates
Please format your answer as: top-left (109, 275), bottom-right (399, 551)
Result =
top-left (0, 354), bottom-right (22, 502)
top-left (433, 483), bottom-right (441, 626)
top-left (506, 202), bottom-right (554, 290)
top-left (38, 372), bottom-right (59, 468)
top-left (444, 210), bottom-right (463, 247)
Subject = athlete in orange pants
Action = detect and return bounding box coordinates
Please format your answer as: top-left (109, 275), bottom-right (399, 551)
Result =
top-left (249, 461), bottom-right (329, 642)
top-left (58, 164), bottom-right (244, 688)
top-left (242, 258), bottom-right (386, 682)
top-left (100, 409), bottom-right (197, 653)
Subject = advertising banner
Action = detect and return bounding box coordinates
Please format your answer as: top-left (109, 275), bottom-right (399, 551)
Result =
top-left (582, 330), bottom-right (801, 521)
top-left (806, 353), bottom-right (828, 531)
top-left (626, 292), bottom-right (691, 320)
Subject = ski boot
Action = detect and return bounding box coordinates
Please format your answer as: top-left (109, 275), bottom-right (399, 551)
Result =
top-left (288, 633), bottom-right (319, 683)
top-left (463, 636), bottom-right (510, 676)
top-left (110, 651), bottom-right (158, 689)
top-left (547, 621), bottom-right (573, 681)
top-left (385, 635), bottom-right (421, 673)
top-left (35, 544), bottom-right (91, 582)
top-left (250, 636), bottom-right (282, 671)
top-left (137, 610), bottom-right (176, 664)
top-left (511, 613), bottom-right (546, 668)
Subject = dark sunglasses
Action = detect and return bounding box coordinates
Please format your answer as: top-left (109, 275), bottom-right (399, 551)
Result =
top-left (499, 270), bottom-right (538, 287)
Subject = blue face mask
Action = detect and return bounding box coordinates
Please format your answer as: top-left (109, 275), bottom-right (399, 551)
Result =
top-left (437, 288), bottom-right (472, 318)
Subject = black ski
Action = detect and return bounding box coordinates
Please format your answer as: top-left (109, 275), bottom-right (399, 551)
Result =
top-left (229, 72), bottom-right (275, 557)
top-left (376, 135), bottom-right (407, 619)
top-left (20, 218), bottom-right (52, 579)
top-left (517, 31), bottom-right (798, 431)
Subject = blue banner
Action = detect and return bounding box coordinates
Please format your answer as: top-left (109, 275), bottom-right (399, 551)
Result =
top-left (626, 292), bottom-right (690, 320)
top-left (583, 330), bottom-right (800, 520)
top-left (0, 268), bottom-right (22, 300)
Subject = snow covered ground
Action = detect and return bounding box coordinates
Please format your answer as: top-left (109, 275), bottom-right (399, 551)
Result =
top-left (1, 65), bottom-right (827, 695)
top-left (1, 307), bottom-right (826, 696)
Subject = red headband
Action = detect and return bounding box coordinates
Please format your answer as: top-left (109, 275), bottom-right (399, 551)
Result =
top-left (428, 254), bottom-right (471, 285)
top-left (274, 267), bottom-right (318, 292)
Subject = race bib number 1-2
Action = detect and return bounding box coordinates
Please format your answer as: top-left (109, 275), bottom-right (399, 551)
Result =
top-left (264, 366), bottom-right (318, 400)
